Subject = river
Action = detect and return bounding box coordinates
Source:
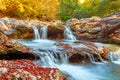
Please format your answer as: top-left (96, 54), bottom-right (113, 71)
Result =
top-left (18, 39), bottom-right (120, 80)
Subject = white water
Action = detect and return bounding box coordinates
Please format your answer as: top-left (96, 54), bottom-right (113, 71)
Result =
top-left (64, 25), bottom-right (76, 40)
top-left (33, 45), bottom-right (103, 80)
top-left (32, 25), bottom-right (40, 39)
top-left (35, 48), bottom-right (68, 67)
top-left (58, 64), bottom-right (104, 80)
top-left (16, 19), bottom-right (120, 80)
top-left (32, 25), bottom-right (48, 39)
top-left (32, 25), bottom-right (76, 40)
top-left (18, 39), bottom-right (56, 49)
top-left (108, 48), bottom-right (120, 64)
top-left (39, 26), bottom-right (48, 39)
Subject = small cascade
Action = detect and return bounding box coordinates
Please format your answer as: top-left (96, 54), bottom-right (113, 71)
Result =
top-left (72, 43), bottom-right (104, 62)
top-left (108, 48), bottom-right (120, 61)
top-left (19, 40), bottom-right (120, 80)
top-left (33, 47), bottom-right (103, 79)
top-left (32, 25), bottom-right (48, 39)
top-left (39, 26), bottom-right (48, 39)
top-left (35, 49), bottom-right (68, 67)
top-left (64, 25), bottom-right (76, 40)
top-left (32, 25), bottom-right (40, 39)
top-left (85, 53), bottom-right (95, 63)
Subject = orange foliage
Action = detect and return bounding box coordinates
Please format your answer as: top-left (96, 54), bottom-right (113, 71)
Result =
top-left (0, 0), bottom-right (59, 20)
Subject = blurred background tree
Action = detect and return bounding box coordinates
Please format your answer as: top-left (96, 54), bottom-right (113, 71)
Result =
top-left (0, 0), bottom-right (59, 21)
top-left (58, 0), bottom-right (80, 21)
top-left (0, 0), bottom-right (120, 21)
top-left (58, 0), bottom-right (120, 21)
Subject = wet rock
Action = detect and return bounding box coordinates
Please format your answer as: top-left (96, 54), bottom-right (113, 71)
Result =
top-left (0, 21), bottom-right (9, 32)
top-left (0, 32), bottom-right (8, 44)
top-left (0, 18), bottom-right (65, 40)
top-left (56, 41), bottom-right (109, 64)
top-left (0, 32), bottom-right (39, 60)
top-left (50, 20), bottom-right (63, 26)
top-left (7, 25), bottom-right (34, 39)
top-left (0, 59), bottom-right (66, 80)
top-left (48, 24), bottom-right (64, 40)
top-left (65, 12), bottom-right (120, 44)
top-left (0, 12), bottom-right (120, 43)
top-left (66, 18), bottom-right (80, 27)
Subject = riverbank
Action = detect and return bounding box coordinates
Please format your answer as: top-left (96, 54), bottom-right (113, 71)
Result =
top-left (0, 12), bottom-right (120, 79)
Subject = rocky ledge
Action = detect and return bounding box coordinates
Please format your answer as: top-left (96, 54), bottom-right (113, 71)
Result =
top-left (0, 32), bottom-right (66, 80)
top-left (0, 32), bottom-right (39, 60)
top-left (0, 12), bottom-right (120, 44)
top-left (55, 41), bottom-right (117, 64)
top-left (66, 12), bottom-right (120, 44)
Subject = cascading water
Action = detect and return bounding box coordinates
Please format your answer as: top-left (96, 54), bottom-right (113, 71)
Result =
top-left (32, 25), bottom-right (48, 39)
top-left (32, 24), bottom-right (76, 40)
top-left (32, 25), bottom-right (40, 39)
top-left (108, 48), bottom-right (120, 64)
top-left (64, 25), bottom-right (76, 40)
top-left (39, 26), bottom-right (48, 39)
top-left (33, 47), bottom-right (104, 80)
top-left (71, 43), bottom-right (104, 63)
top-left (18, 39), bottom-right (120, 80)
top-left (35, 48), bottom-right (68, 67)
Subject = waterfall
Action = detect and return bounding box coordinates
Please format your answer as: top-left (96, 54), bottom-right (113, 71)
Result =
top-left (39, 26), bottom-right (48, 39)
top-left (32, 25), bottom-right (40, 39)
top-left (18, 40), bottom-right (116, 80)
top-left (34, 48), bottom-right (68, 67)
top-left (33, 46), bottom-right (103, 80)
top-left (32, 25), bottom-right (48, 39)
top-left (64, 25), bottom-right (76, 40)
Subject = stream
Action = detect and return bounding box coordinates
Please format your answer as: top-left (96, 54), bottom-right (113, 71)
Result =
top-left (18, 39), bottom-right (120, 80)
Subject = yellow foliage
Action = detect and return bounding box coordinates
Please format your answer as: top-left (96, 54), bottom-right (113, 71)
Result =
top-left (0, 0), bottom-right (59, 20)
top-left (0, 0), bottom-right (6, 10)
top-left (39, 0), bottom-right (59, 20)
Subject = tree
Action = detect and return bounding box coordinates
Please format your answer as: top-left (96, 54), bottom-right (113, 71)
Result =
top-left (0, 0), bottom-right (59, 20)
top-left (58, 0), bottom-right (80, 21)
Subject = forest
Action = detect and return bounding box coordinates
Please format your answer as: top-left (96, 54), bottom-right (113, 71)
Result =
top-left (0, 0), bottom-right (120, 21)
top-left (0, 0), bottom-right (120, 80)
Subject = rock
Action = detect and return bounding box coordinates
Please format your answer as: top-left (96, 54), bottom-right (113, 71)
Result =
top-left (0, 59), bottom-right (66, 80)
top-left (7, 25), bottom-right (34, 39)
top-left (0, 21), bottom-right (9, 32)
top-left (0, 32), bottom-right (39, 60)
top-left (56, 41), bottom-right (109, 64)
top-left (66, 18), bottom-right (80, 27)
top-left (88, 27), bottom-right (101, 34)
top-left (0, 18), bottom-right (65, 40)
top-left (64, 12), bottom-right (120, 44)
top-left (50, 20), bottom-right (63, 26)
top-left (0, 32), bottom-right (8, 44)
top-left (48, 24), bottom-right (64, 40)
top-left (0, 12), bottom-right (120, 44)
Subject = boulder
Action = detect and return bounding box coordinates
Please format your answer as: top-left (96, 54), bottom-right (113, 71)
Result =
top-left (55, 41), bottom-right (109, 64)
top-left (0, 32), bottom-right (39, 60)
top-left (66, 18), bottom-right (80, 27)
top-left (7, 25), bottom-right (34, 39)
top-left (48, 21), bottom-right (64, 39)
top-left (65, 12), bottom-right (120, 44)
